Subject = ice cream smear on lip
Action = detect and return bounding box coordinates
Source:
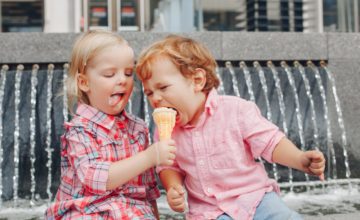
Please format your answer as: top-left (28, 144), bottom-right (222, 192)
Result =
top-left (152, 107), bottom-right (177, 141)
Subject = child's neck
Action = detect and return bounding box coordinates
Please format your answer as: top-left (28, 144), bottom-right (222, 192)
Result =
top-left (187, 92), bottom-right (208, 126)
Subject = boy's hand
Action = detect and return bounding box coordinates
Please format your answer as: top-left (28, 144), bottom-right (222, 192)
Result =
top-left (167, 184), bottom-right (186, 213)
top-left (300, 150), bottom-right (326, 181)
top-left (148, 140), bottom-right (176, 166)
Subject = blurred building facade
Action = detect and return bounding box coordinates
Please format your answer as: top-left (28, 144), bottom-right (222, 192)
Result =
top-left (0, 0), bottom-right (358, 33)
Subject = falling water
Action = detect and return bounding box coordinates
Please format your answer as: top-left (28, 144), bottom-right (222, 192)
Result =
top-left (0, 65), bottom-right (8, 207)
top-left (253, 61), bottom-right (279, 181)
top-left (253, 62), bottom-right (272, 121)
top-left (29, 65), bottom-right (39, 207)
top-left (127, 97), bottom-right (133, 115)
top-left (237, 61), bottom-right (265, 165)
top-left (307, 62), bottom-right (337, 180)
top-left (314, 62), bottom-right (351, 180)
top-left (142, 86), bottom-right (152, 144)
top-left (45, 64), bottom-right (54, 202)
top-left (62, 64), bottom-right (69, 123)
top-left (239, 61), bottom-right (255, 102)
top-left (294, 62), bottom-right (320, 151)
top-left (215, 66), bottom-right (225, 95)
top-left (13, 65), bottom-right (23, 206)
top-left (281, 61), bottom-right (309, 187)
top-left (225, 61), bottom-right (241, 97)
top-left (267, 61), bottom-right (291, 184)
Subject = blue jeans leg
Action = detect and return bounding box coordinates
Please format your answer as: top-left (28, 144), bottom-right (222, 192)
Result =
top-left (216, 213), bottom-right (233, 220)
top-left (254, 191), bottom-right (303, 220)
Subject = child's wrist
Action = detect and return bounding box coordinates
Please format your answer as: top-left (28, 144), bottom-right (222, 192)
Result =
top-left (146, 145), bottom-right (157, 167)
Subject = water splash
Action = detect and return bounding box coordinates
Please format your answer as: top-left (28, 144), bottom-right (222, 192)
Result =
top-left (0, 65), bottom-right (9, 207)
top-left (45, 64), bottom-right (54, 202)
top-left (29, 65), bottom-right (39, 207)
top-left (225, 61), bottom-right (241, 97)
top-left (13, 65), bottom-right (23, 206)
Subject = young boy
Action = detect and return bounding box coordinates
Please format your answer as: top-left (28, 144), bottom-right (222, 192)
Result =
top-left (136, 35), bottom-right (325, 220)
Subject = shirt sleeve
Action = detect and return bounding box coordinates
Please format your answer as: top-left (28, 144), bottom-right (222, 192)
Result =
top-left (145, 167), bottom-right (161, 201)
top-left (65, 127), bottom-right (110, 195)
top-left (141, 128), bottom-right (161, 200)
top-left (238, 101), bottom-right (285, 162)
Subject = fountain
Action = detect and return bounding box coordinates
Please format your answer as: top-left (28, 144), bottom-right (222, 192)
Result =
top-left (0, 32), bottom-right (360, 219)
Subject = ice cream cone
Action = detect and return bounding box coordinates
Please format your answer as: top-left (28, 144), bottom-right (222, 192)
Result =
top-left (152, 107), bottom-right (177, 141)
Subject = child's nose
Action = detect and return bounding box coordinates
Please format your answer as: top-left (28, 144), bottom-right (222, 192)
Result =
top-left (152, 93), bottom-right (163, 106)
top-left (115, 72), bottom-right (127, 84)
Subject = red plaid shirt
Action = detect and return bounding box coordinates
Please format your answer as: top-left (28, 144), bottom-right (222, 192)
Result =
top-left (45, 103), bottom-right (160, 220)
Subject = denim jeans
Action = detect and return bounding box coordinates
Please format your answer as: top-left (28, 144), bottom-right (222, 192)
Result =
top-left (216, 191), bottom-right (303, 220)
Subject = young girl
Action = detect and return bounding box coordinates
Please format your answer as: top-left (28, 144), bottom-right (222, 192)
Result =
top-left (45, 30), bottom-right (176, 220)
top-left (136, 35), bottom-right (326, 220)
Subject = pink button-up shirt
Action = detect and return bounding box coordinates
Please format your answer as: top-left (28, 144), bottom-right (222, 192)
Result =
top-left (157, 89), bottom-right (285, 220)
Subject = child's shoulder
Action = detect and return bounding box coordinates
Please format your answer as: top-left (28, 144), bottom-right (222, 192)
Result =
top-left (218, 95), bottom-right (250, 107)
top-left (63, 115), bottom-right (96, 133)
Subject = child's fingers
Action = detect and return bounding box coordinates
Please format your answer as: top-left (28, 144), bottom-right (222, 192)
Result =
top-left (310, 159), bottom-right (325, 169)
top-left (171, 203), bottom-right (186, 213)
top-left (173, 184), bottom-right (185, 195)
top-left (169, 196), bottom-right (184, 207)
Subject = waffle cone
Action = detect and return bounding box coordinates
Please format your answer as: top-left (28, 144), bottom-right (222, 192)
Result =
top-left (152, 107), bottom-right (176, 141)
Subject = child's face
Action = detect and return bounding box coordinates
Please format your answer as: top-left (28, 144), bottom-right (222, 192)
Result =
top-left (79, 44), bottom-right (134, 115)
top-left (143, 56), bottom-right (206, 126)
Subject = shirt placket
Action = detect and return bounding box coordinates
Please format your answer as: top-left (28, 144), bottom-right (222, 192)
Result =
top-left (192, 129), bottom-right (213, 197)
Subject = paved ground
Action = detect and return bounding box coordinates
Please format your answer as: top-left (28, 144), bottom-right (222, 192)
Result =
top-left (1, 210), bottom-right (360, 220)
top-left (1, 184), bottom-right (360, 220)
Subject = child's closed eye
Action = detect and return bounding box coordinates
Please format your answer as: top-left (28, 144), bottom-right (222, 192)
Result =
top-left (160, 85), bottom-right (169, 91)
top-left (145, 91), bottom-right (153, 97)
top-left (125, 68), bottom-right (134, 77)
top-left (103, 72), bottom-right (115, 78)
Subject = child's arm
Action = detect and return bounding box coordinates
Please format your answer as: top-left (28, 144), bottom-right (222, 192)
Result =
top-left (272, 137), bottom-right (325, 180)
top-left (106, 139), bottom-right (176, 190)
top-left (159, 169), bottom-right (186, 212)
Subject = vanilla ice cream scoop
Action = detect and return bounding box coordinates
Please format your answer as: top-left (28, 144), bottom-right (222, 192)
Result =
top-left (152, 107), bottom-right (177, 141)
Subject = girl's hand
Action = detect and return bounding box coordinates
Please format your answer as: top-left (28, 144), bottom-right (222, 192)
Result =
top-left (167, 184), bottom-right (186, 213)
top-left (148, 139), bottom-right (176, 166)
top-left (300, 150), bottom-right (326, 180)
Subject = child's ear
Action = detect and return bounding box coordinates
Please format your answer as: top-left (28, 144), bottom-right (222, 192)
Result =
top-left (77, 74), bottom-right (90, 92)
top-left (192, 68), bottom-right (206, 92)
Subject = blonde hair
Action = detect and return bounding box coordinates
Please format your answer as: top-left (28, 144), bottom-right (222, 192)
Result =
top-left (136, 35), bottom-right (219, 93)
top-left (66, 30), bottom-right (127, 111)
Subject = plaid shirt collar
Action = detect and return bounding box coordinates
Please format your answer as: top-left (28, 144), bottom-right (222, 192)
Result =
top-left (76, 103), bottom-right (129, 130)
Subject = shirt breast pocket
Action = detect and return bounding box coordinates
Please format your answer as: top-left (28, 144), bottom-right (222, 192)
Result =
top-left (209, 131), bottom-right (239, 169)
top-left (99, 139), bottom-right (128, 161)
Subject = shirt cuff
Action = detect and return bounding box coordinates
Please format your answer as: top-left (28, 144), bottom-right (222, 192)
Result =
top-left (147, 186), bottom-right (161, 200)
top-left (262, 131), bottom-right (285, 163)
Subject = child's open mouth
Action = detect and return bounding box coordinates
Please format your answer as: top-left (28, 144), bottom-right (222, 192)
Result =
top-left (108, 93), bottom-right (124, 106)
